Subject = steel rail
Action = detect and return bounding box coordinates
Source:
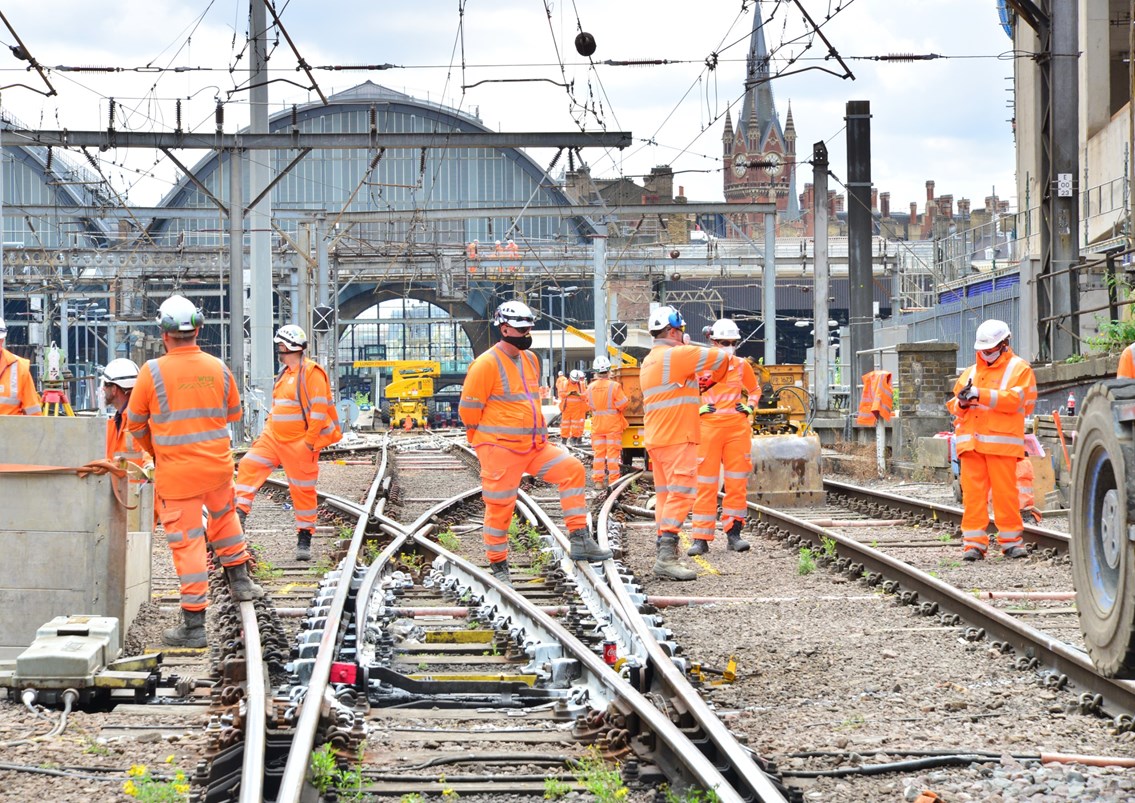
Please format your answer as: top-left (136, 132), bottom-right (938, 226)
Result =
top-left (748, 499), bottom-right (1135, 719)
top-left (237, 601), bottom-right (266, 803)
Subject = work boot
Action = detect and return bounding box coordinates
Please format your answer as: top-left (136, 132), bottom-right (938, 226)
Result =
top-left (1003, 545), bottom-right (1029, 559)
top-left (653, 536), bottom-right (697, 581)
top-left (687, 538), bottom-right (710, 556)
top-left (489, 559), bottom-right (512, 587)
top-left (295, 529), bottom-right (313, 561)
top-left (236, 508), bottom-right (247, 529)
top-left (162, 608), bottom-right (206, 648)
top-left (726, 520), bottom-right (751, 552)
top-left (225, 561), bottom-right (266, 601)
top-left (569, 528), bottom-right (612, 562)
top-left (961, 548), bottom-right (985, 562)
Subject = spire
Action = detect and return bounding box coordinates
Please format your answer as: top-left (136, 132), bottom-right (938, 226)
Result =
top-left (784, 102), bottom-right (796, 139)
top-left (739, 0), bottom-right (780, 153)
top-left (722, 108), bottom-right (734, 146)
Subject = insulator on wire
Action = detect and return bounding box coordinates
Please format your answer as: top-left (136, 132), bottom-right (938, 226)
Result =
top-left (369, 105), bottom-right (377, 133)
top-left (291, 104), bottom-right (298, 131)
top-left (215, 101), bottom-right (224, 133)
top-left (545, 148), bottom-right (563, 175)
top-left (175, 99), bottom-right (182, 133)
top-left (45, 147), bottom-right (53, 172)
top-left (568, 149), bottom-right (575, 172)
top-left (418, 147), bottom-right (426, 177)
top-left (108, 98), bottom-right (115, 131)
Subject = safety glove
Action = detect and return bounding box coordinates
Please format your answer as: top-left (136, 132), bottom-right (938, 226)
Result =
top-left (699, 402), bottom-right (716, 415)
top-left (735, 402), bottom-right (754, 416)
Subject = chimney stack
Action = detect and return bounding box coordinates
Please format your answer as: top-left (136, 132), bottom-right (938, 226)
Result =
top-left (880, 192), bottom-right (891, 218)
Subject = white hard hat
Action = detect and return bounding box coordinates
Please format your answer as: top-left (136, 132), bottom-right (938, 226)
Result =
top-left (709, 318), bottom-right (741, 341)
top-left (974, 319), bottom-right (1011, 350)
top-left (0, 317), bottom-right (6, 336)
top-left (274, 324), bottom-right (308, 351)
top-left (102, 357), bottom-right (140, 389)
top-left (592, 356), bottom-right (612, 372)
top-left (647, 305), bottom-right (685, 333)
top-left (157, 295), bottom-right (203, 333)
top-left (493, 300), bottom-right (536, 329)
top-left (570, 369), bottom-right (585, 381)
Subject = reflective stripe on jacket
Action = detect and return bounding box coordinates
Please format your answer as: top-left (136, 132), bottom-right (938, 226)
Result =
top-left (126, 343), bottom-right (242, 498)
top-left (586, 376), bottom-right (628, 434)
top-left (946, 349), bottom-right (1037, 457)
top-left (559, 380), bottom-right (588, 413)
top-left (641, 340), bottom-right (729, 449)
top-left (459, 343), bottom-right (547, 453)
top-left (856, 370), bottom-right (894, 425)
top-left (699, 356), bottom-right (758, 422)
top-left (0, 348), bottom-right (43, 415)
top-left (266, 357), bottom-right (342, 450)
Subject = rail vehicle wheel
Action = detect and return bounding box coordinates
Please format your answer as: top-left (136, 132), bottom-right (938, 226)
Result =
top-left (1071, 380), bottom-right (1135, 678)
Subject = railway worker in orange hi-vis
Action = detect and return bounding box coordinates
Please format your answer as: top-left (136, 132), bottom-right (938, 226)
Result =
top-left (0, 317), bottom-right (43, 416)
top-left (586, 356), bottom-right (628, 489)
top-left (555, 370), bottom-right (568, 402)
top-left (1118, 341), bottom-right (1135, 378)
top-left (689, 318), bottom-right (756, 556)
top-left (127, 295), bottom-right (264, 648)
top-left (459, 300), bottom-right (611, 585)
top-left (641, 305), bottom-right (731, 580)
top-left (946, 319), bottom-right (1037, 562)
top-left (102, 358), bottom-right (154, 499)
top-left (234, 324), bottom-right (342, 562)
top-left (559, 368), bottom-right (588, 445)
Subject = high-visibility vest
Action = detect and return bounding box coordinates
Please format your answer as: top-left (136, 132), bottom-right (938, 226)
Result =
top-left (266, 357), bottom-right (342, 449)
top-left (586, 376), bottom-right (628, 434)
top-left (1120, 343), bottom-right (1135, 379)
top-left (699, 356), bottom-right (758, 421)
top-left (459, 343), bottom-right (548, 453)
top-left (946, 349), bottom-right (1036, 457)
top-left (560, 380), bottom-right (588, 413)
top-left (856, 370), bottom-right (894, 425)
top-left (0, 348), bottom-right (43, 416)
top-left (641, 340), bottom-right (729, 449)
top-left (126, 344), bottom-right (242, 499)
top-left (555, 376), bottom-right (568, 398)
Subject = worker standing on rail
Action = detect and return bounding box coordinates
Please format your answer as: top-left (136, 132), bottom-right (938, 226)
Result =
top-left (946, 319), bottom-right (1037, 562)
top-left (641, 305), bottom-right (731, 580)
top-left (102, 358), bottom-right (154, 502)
top-left (234, 325), bottom-right (342, 561)
top-left (459, 300), bottom-right (610, 585)
top-left (689, 318), bottom-right (756, 555)
top-left (559, 369), bottom-right (589, 446)
top-left (585, 356), bottom-right (628, 489)
top-left (0, 317), bottom-right (43, 416)
top-left (127, 295), bottom-right (264, 648)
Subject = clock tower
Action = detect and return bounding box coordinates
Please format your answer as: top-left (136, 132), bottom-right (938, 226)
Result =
top-left (722, 0), bottom-right (799, 236)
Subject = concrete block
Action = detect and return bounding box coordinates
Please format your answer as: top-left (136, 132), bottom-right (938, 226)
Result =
top-left (916, 436), bottom-right (951, 468)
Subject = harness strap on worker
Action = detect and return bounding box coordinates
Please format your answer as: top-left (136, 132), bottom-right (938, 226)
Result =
top-left (0, 458), bottom-right (136, 509)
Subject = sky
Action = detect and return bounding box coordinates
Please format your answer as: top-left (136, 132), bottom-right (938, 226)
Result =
top-left (0, 0), bottom-right (1019, 213)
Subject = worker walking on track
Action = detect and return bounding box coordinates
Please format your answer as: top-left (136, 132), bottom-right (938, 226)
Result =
top-left (689, 318), bottom-right (756, 555)
top-left (234, 325), bottom-right (342, 561)
top-left (585, 356), bottom-right (628, 489)
top-left (460, 300), bottom-right (610, 585)
top-left (946, 319), bottom-right (1037, 562)
top-left (641, 305), bottom-right (730, 580)
top-left (559, 368), bottom-right (588, 445)
top-left (127, 295), bottom-right (264, 648)
top-left (0, 317), bottom-right (43, 416)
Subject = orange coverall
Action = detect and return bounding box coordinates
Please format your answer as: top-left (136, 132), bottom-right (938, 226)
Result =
top-left (106, 409), bottom-right (153, 506)
top-left (235, 358), bottom-right (341, 530)
top-left (641, 340), bottom-right (730, 539)
top-left (459, 343), bottom-right (587, 563)
top-left (555, 374), bottom-right (568, 402)
top-left (1119, 343), bottom-right (1135, 378)
top-left (559, 379), bottom-right (588, 440)
top-left (0, 347), bottom-right (43, 415)
top-left (127, 344), bottom-right (253, 612)
top-left (946, 347), bottom-right (1037, 556)
top-left (586, 375), bottom-right (628, 486)
top-left (691, 357), bottom-right (758, 543)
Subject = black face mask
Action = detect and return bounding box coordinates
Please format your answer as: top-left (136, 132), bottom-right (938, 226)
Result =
top-left (502, 333), bottom-right (533, 350)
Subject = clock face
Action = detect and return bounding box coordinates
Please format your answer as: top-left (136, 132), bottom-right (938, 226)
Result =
top-left (732, 153), bottom-right (748, 178)
top-left (763, 151), bottom-right (783, 177)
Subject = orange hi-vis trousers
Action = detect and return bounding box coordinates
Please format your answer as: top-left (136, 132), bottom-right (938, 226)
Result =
top-left (648, 442), bottom-right (698, 537)
top-left (960, 451), bottom-right (1024, 554)
top-left (476, 442), bottom-right (588, 563)
top-left (591, 427), bottom-right (622, 485)
top-left (691, 416), bottom-right (752, 542)
top-left (235, 429), bottom-right (320, 531)
top-left (560, 398), bottom-right (587, 439)
top-left (158, 482), bottom-right (253, 612)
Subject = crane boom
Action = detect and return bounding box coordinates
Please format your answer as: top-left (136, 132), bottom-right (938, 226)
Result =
top-left (564, 326), bottom-right (637, 367)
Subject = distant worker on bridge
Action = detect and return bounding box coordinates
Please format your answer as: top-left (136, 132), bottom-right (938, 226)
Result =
top-left (689, 318), bottom-right (756, 555)
top-left (586, 356), bottom-right (628, 489)
top-left (235, 325), bottom-right (342, 561)
top-left (460, 300), bottom-right (610, 585)
top-left (946, 319), bottom-right (1037, 562)
top-left (559, 369), bottom-right (588, 446)
top-left (0, 317), bottom-right (43, 416)
top-left (1118, 341), bottom-right (1135, 378)
top-left (127, 295), bottom-right (263, 648)
top-left (641, 306), bottom-right (731, 580)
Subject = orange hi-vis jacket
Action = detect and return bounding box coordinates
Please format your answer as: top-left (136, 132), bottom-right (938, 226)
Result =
top-left (946, 348), bottom-right (1037, 458)
top-left (856, 370), bottom-right (894, 425)
top-left (106, 409), bottom-right (151, 468)
top-left (1119, 343), bottom-right (1135, 378)
top-left (0, 347), bottom-right (43, 415)
top-left (127, 344), bottom-right (242, 499)
top-left (266, 357), bottom-right (342, 450)
top-left (586, 376), bottom-right (628, 434)
top-left (699, 356), bottom-right (758, 424)
top-left (641, 340), bottom-right (730, 449)
top-left (559, 379), bottom-right (588, 412)
top-left (460, 343), bottom-right (548, 453)
top-left (555, 375), bottom-right (568, 399)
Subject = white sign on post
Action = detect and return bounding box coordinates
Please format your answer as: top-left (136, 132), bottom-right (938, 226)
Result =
top-left (1056, 173), bottom-right (1073, 198)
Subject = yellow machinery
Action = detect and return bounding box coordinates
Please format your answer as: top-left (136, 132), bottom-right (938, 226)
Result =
top-left (611, 365), bottom-right (646, 466)
top-left (353, 360), bottom-right (440, 430)
top-left (747, 361), bottom-right (824, 507)
top-left (565, 325), bottom-right (637, 367)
